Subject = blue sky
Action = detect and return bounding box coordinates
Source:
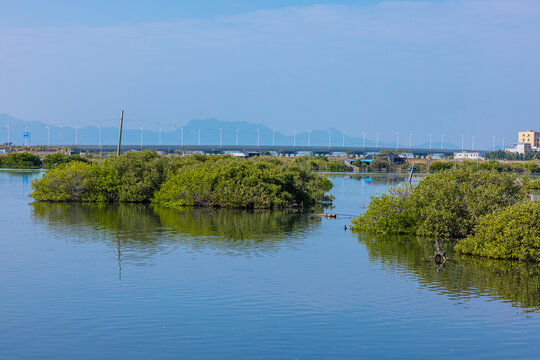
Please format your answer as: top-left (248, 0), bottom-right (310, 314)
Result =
top-left (1, 0), bottom-right (539, 148)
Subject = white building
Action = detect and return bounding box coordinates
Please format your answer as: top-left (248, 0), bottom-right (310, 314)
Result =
top-left (505, 143), bottom-right (531, 154)
top-left (454, 152), bottom-right (484, 160)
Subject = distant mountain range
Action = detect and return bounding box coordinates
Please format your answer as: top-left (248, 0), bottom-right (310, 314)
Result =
top-left (0, 113), bottom-right (461, 150)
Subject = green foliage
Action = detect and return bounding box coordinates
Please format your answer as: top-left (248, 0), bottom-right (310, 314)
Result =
top-left (293, 156), bottom-right (350, 172)
top-left (455, 200), bottom-right (540, 261)
top-left (42, 152), bottom-right (89, 168)
top-left (351, 186), bottom-right (417, 234)
top-left (526, 179), bottom-right (540, 190)
top-left (486, 150), bottom-right (539, 161)
top-left (153, 156), bottom-right (333, 209)
top-left (431, 160), bottom-right (540, 174)
top-left (429, 161), bottom-right (454, 172)
top-left (369, 157), bottom-right (391, 172)
top-left (411, 167), bottom-right (525, 237)
top-left (426, 159), bottom-right (540, 174)
top-left (31, 152), bottom-right (334, 209)
top-left (351, 167), bottom-right (526, 238)
top-left (31, 162), bottom-right (120, 202)
top-left (103, 151), bottom-right (167, 202)
top-left (0, 152), bottom-right (42, 168)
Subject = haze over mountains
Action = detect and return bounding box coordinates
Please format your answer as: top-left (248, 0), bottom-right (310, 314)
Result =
top-left (0, 113), bottom-right (462, 149)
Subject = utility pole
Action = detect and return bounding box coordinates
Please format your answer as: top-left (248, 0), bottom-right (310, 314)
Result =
top-left (376, 132), bottom-right (379, 148)
top-left (75, 126), bottom-right (78, 146)
top-left (198, 128), bottom-right (201, 146)
top-left (308, 130), bottom-right (311, 147)
top-left (362, 131), bottom-right (366, 149)
top-left (441, 134), bottom-right (445, 150)
top-left (236, 128), bottom-right (239, 146)
top-left (46, 126), bottom-right (50, 146)
top-left (395, 132), bottom-right (399, 150)
top-left (180, 127), bottom-right (184, 147)
top-left (159, 128), bottom-right (162, 146)
top-left (5, 125), bottom-right (9, 146)
top-left (328, 130), bottom-right (331, 149)
top-left (98, 126), bottom-right (102, 155)
top-left (429, 133), bottom-right (432, 152)
top-left (408, 133), bottom-right (412, 149)
top-left (492, 136), bottom-right (495, 151)
top-left (472, 136), bottom-right (475, 151)
top-left (117, 110), bottom-right (124, 156)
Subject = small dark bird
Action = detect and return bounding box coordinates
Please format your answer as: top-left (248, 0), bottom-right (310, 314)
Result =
top-left (344, 225), bottom-right (348, 230)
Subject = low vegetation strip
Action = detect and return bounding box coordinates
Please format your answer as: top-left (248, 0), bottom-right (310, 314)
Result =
top-left (30, 151), bottom-right (333, 209)
top-left (351, 166), bottom-right (540, 261)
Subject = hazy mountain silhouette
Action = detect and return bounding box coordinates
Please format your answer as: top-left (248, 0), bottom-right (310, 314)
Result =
top-left (0, 113), bottom-right (463, 150)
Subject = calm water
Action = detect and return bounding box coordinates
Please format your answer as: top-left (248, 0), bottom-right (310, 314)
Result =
top-left (1, 171), bottom-right (540, 359)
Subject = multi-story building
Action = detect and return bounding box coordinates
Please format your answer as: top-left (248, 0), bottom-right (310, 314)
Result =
top-left (518, 130), bottom-right (540, 148)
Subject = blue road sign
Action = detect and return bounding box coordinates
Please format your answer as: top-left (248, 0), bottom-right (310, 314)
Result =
top-left (23, 132), bottom-right (29, 138)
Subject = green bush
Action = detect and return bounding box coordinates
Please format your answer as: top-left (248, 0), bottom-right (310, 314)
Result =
top-left (31, 152), bottom-right (334, 209)
top-left (429, 161), bottom-right (454, 172)
top-left (0, 152), bottom-right (42, 168)
top-left (369, 157), bottom-right (391, 172)
top-left (526, 179), bottom-right (540, 190)
top-left (351, 166), bottom-right (526, 238)
top-left (153, 157), bottom-right (333, 209)
top-left (350, 186), bottom-right (417, 234)
top-left (103, 151), bottom-right (167, 202)
top-left (455, 200), bottom-right (540, 261)
top-left (31, 162), bottom-right (120, 202)
top-left (43, 152), bottom-right (89, 168)
top-left (293, 156), bottom-right (350, 172)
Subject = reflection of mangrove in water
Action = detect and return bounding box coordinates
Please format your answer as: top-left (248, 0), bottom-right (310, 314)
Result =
top-left (359, 234), bottom-right (540, 312)
top-left (31, 202), bottom-right (322, 260)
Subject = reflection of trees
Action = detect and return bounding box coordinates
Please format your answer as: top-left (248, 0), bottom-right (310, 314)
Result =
top-left (31, 202), bottom-right (321, 261)
top-left (360, 234), bottom-right (540, 311)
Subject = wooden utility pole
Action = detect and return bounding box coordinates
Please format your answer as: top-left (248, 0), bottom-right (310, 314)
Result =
top-left (117, 110), bottom-right (124, 156)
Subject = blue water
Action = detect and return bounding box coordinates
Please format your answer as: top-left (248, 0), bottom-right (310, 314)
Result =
top-left (1, 171), bottom-right (539, 359)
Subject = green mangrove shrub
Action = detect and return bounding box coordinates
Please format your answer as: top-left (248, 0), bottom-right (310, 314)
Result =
top-left (0, 152), bottom-right (42, 168)
top-left (455, 200), bottom-right (540, 261)
top-left (293, 156), bottom-right (350, 172)
top-left (153, 157), bottom-right (333, 209)
top-left (42, 152), bottom-right (89, 168)
top-left (31, 161), bottom-right (120, 202)
top-left (31, 151), bottom-right (334, 208)
top-left (351, 166), bottom-right (526, 238)
top-left (103, 151), bottom-right (167, 202)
